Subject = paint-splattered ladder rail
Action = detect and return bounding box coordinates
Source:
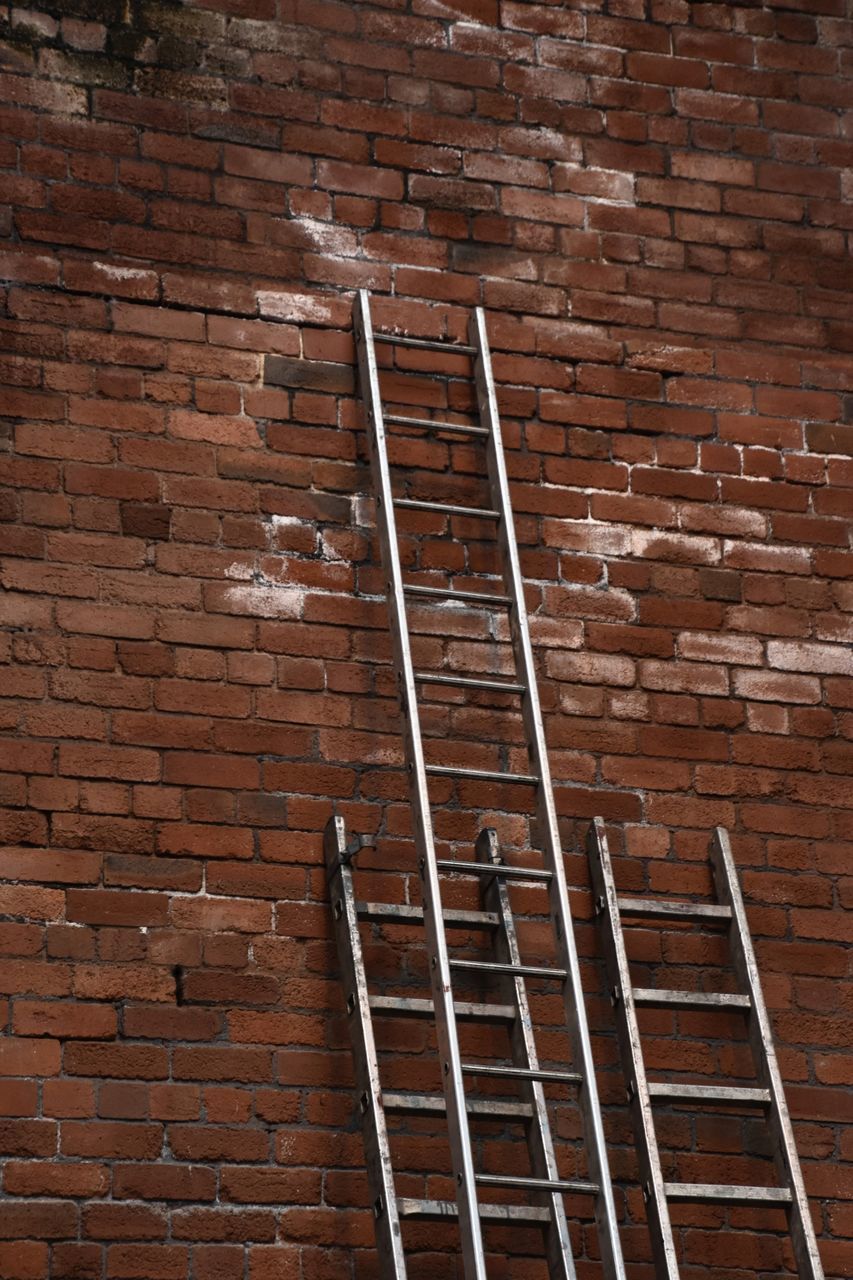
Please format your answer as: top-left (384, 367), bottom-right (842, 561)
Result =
top-left (324, 291), bottom-right (627, 1280)
top-left (587, 819), bottom-right (825, 1280)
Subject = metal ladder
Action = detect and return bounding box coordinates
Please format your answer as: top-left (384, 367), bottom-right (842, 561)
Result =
top-left (326, 816), bottom-right (610, 1280)
top-left (587, 818), bottom-right (825, 1280)
top-left (331, 290), bottom-right (627, 1280)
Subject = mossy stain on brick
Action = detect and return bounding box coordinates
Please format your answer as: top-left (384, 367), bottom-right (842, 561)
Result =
top-left (0, 0), bottom-right (213, 103)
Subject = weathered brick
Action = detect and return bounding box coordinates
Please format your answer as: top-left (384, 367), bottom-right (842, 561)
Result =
top-left (0, 7), bottom-right (850, 1276)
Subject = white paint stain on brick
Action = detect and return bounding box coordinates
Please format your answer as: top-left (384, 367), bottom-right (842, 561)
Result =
top-left (352, 495), bottom-right (375, 528)
top-left (722, 541), bottom-right (812, 574)
top-left (12, 8), bottom-right (59, 37)
top-left (289, 218), bottom-right (359, 257)
top-left (640, 660), bottom-right (729, 697)
top-left (630, 528), bottom-right (720, 565)
top-left (767, 640), bottom-right (853, 676)
top-left (92, 261), bottom-right (154, 282)
top-left (678, 632), bottom-right (764, 666)
top-left (224, 562), bottom-right (254, 580)
top-left (545, 519), bottom-right (631, 557)
top-left (320, 534), bottom-right (343, 562)
top-left (733, 670), bottom-right (821, 704)
top-left (218, 583), bottom-right (303, 618)
top-left (257, 291), bottom-right (337, 325)
top-left (435, 7), bottom-right (489, 25)
top-left (271, 514), bottom-right (309, 528)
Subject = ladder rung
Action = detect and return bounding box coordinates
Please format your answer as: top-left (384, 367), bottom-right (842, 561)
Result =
top-left (648, 1082), bottom-right (772, 1108)
top-left (462, 1063), bottom-right (582, 1086)
top-left (665, 1182), bottom-right (793, 1206)
top-left (436, 859), bottom-right (552, 883)
top-left (404, 584), bottom-right (510, 606)
top-left (416, 672), bottom-right (524, 694)
top-left (385, 413), bottom-right (488, 438)
top-left (632, 988), bottom-right (751, 1011)
top-left (427, 765), bottom-right (539, 784)
top-left (476, 1173), bottom-right (598, 1196)
top-left (450, 959), bottom-right (567, 982)
top-left (383, 1091), bottom-right (533, 1122)
top-left (356, 902), bottom-right (499, 930)
top-left (369, 995), bottom-right (515, 1023)
top-left (373, 334), bottom-right (477, 355)
top-left (618, 896), bottom-right (733, 925)
top-left (394, 498), bottom-right (500, 520)
top-left (398, 1198), bottom-right (550, 1224)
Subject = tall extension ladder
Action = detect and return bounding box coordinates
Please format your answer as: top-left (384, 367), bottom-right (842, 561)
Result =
top-left (328, 291), bottom-right (627, 1280)
top-left (587, 819), bottom-right (825, 1280)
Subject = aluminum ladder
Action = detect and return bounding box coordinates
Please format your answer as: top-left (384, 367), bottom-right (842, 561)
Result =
top-left (328, 290), bottom-right (627, 1280)
top-left (587, 818), bottom-right (825, 1280)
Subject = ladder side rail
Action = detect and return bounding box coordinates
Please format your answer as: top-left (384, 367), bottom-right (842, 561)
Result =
top-left (354, 292), bottom-right (488, 1280)
top-left (476, 828), bottom-right (578, 1280)
top-left (324, 816), bottom-right (408, 1280)
top-left (587, 819), bottom-right (680, 1280)
top-left (470, 308), bottom-right (627, 1280)
top-left (710, 828), bottom-right (825, 1280)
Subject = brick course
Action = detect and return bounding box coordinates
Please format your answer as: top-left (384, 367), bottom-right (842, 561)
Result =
top-left (0, 0), bottom-right (851, 1277)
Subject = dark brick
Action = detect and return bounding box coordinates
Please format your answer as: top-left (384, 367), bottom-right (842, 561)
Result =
top-left (120, 503), bottom-right (172, 539)
top-left (806, 423), bottom-right (853, 457)
top-left (264, 356), bottom-right (355, 394)
top-left (698, 568), bottom-right (742, 602)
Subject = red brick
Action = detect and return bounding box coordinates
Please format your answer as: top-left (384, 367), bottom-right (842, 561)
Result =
top-left (113, 1163), bottom-right (216, 1201)
top-left (84, 1203), bottom-right (167, 1240)
top-left (167, 1126), bottom-right (270, 1163)
top-left (61, 1121), bottom-right (164, 1159)
top-left (58, 743), bottom-right (160, 782)
top-left (0, 1198), bottom-right (78, 1238)
top-left (106, 1245), bottom-right (189, 1280)
top-left (169, 897), bottom-right (271, 934)
top-left (0, 848), bottom-right (100, 885)
top-left (0, 1037), bottom-right (60, 1077)
top-left (73, 965), bottom-right (175, 1003)
top-left (12, 1001), bottom-right (116, 1039)
top-left (66, 890), bottom-right (169, 928)
top-left (4, 1159), bottom-right (109, 1197)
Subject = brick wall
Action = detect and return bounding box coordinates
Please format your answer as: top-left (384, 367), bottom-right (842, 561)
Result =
top-left (0, 0), bottom-right (851, 1276)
